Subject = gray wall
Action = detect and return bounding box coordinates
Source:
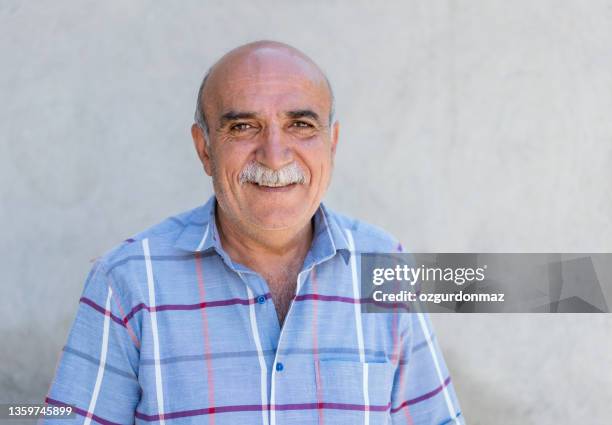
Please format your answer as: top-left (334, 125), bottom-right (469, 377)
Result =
top-left (1, 1), bottom-right (611, 424)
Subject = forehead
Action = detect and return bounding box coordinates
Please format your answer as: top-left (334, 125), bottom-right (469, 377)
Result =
top-left (206, 49), bottom-right (331, 117)
top-left (216, 75), bottom-right (327, 113)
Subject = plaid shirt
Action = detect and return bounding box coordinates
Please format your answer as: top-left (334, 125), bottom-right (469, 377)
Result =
top-left (42, 195), bottom-right (464, 425)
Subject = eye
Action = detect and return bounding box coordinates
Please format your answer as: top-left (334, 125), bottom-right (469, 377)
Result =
top-left (230, 122), bottom-right (254, 132)
top-left (291, 121), bottom-right (314, 128)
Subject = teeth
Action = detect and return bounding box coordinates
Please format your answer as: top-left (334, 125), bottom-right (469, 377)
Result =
top-left (255, 182), bottom-right (292, 188)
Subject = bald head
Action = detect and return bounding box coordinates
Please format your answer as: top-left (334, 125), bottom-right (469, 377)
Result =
top-left (189, 40), bottom-right (340, 236)
top-left (194, 40), bottom-right (335, 136)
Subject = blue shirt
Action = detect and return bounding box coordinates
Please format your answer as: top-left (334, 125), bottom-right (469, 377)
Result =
top-left (42, 195), bottom-right (464, 425)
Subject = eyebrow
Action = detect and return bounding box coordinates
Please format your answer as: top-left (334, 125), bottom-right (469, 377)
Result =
top-left (219, 111), bottom-right (258, 127)
top-left (218, 109), bottom-right (322, 128)
top-left (285, 109), bottom-right (320, 122)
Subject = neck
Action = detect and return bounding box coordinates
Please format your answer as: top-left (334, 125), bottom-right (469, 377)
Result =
top-left (215, 203), bottom-right (314, 272)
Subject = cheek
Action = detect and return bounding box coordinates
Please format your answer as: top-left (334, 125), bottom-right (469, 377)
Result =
top-left (297, 140), bottom-right (334, 179)
top-left (213, 145), bottom-right (254, 183)
top-left (319, 153), bottom-right (336, 185)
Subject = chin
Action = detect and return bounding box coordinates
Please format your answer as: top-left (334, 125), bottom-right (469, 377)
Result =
top-left (247, 208), bottom-right (308, 231)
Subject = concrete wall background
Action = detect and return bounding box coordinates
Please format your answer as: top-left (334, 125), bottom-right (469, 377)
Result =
top-left (1, 1), bottom-right (611, 424)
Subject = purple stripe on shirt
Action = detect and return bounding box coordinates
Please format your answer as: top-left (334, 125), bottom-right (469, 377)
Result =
top-left (46, 397), bottom-right (123, 425)
top-left (390, 376), bottom-right (452, 413)
top-left (123, 293), bottom-right (272, 322)
top-left (296, 293), bottom-right (411, 310)
top-left (295, 293), bottom-right (363, 303)
top-left (84, 291), bottom-right (408, 326)
top-left (80, 297), bottom-right (126, 328)
top-left (135, 401), bottom-right (392, 421)
top-left (277, 402), bottom-right (392, 412)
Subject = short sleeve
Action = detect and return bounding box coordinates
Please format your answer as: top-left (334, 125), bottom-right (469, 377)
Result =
top-left (40, 259), bottom-right (142, 425)
top-left (389, 309), bottom-right (465, 424)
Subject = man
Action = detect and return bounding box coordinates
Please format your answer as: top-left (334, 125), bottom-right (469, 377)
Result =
top-left (42, 41), bottom-right (464, 425)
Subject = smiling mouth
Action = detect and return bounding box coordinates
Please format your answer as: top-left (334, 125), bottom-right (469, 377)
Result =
top-left (248, 182), bottom-right (298, 192)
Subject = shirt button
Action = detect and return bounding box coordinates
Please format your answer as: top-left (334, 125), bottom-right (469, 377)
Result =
top-left (257, 295), bottom-right (266, 304)
top-left (276, 362), bottom-right (284, 372)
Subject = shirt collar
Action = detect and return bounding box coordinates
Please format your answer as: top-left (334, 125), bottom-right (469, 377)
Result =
top-left (173, 194), bottom-right (350, 267)
top-left (172, 195), bottom-right (218, 254)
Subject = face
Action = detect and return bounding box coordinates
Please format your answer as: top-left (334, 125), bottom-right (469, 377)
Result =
top-left (191, 50), bottom-right (339, 234)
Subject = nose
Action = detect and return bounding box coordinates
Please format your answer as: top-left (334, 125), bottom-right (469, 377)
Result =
top-left (255, 122), bottom-right (293, 170)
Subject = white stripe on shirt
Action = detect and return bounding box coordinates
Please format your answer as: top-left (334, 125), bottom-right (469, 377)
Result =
top-left (345, 229), bottom-right (369, 425)
top-left (143, 238), bottom-right (166, 425)
top-left (83, 286), bottom-right (113, 425)
top-left (196, 222), bottom-right (210, 252)
top-left (244, 283), bottom-right (269, 425)
top-left (415, 306), bottom-right (457, 420)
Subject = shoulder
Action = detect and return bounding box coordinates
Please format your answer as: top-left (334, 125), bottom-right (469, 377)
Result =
top-left (89, 203), bottom-right (204, 283)
top-left (322, 204), bottom-right (404, 254)
top-left (107, 208), bottom-right (196, 261)
top-left (82, 204), bottom-right (204, 303)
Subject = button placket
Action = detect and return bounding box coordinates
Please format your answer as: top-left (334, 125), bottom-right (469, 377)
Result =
top-left (248, 273), bottom-right (281, 354)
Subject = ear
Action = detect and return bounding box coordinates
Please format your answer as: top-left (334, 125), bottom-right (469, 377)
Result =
top-left (330, 120), bottom-right (340, 156)
top-left (191, 123), bottom-right (213, 176)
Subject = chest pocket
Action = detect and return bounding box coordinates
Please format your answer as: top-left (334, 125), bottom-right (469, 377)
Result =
top-left (315, 359), bottom-right (395, 425)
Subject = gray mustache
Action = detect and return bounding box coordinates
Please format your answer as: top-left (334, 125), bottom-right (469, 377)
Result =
top-left (239, 161), bottom-right (306, 187)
